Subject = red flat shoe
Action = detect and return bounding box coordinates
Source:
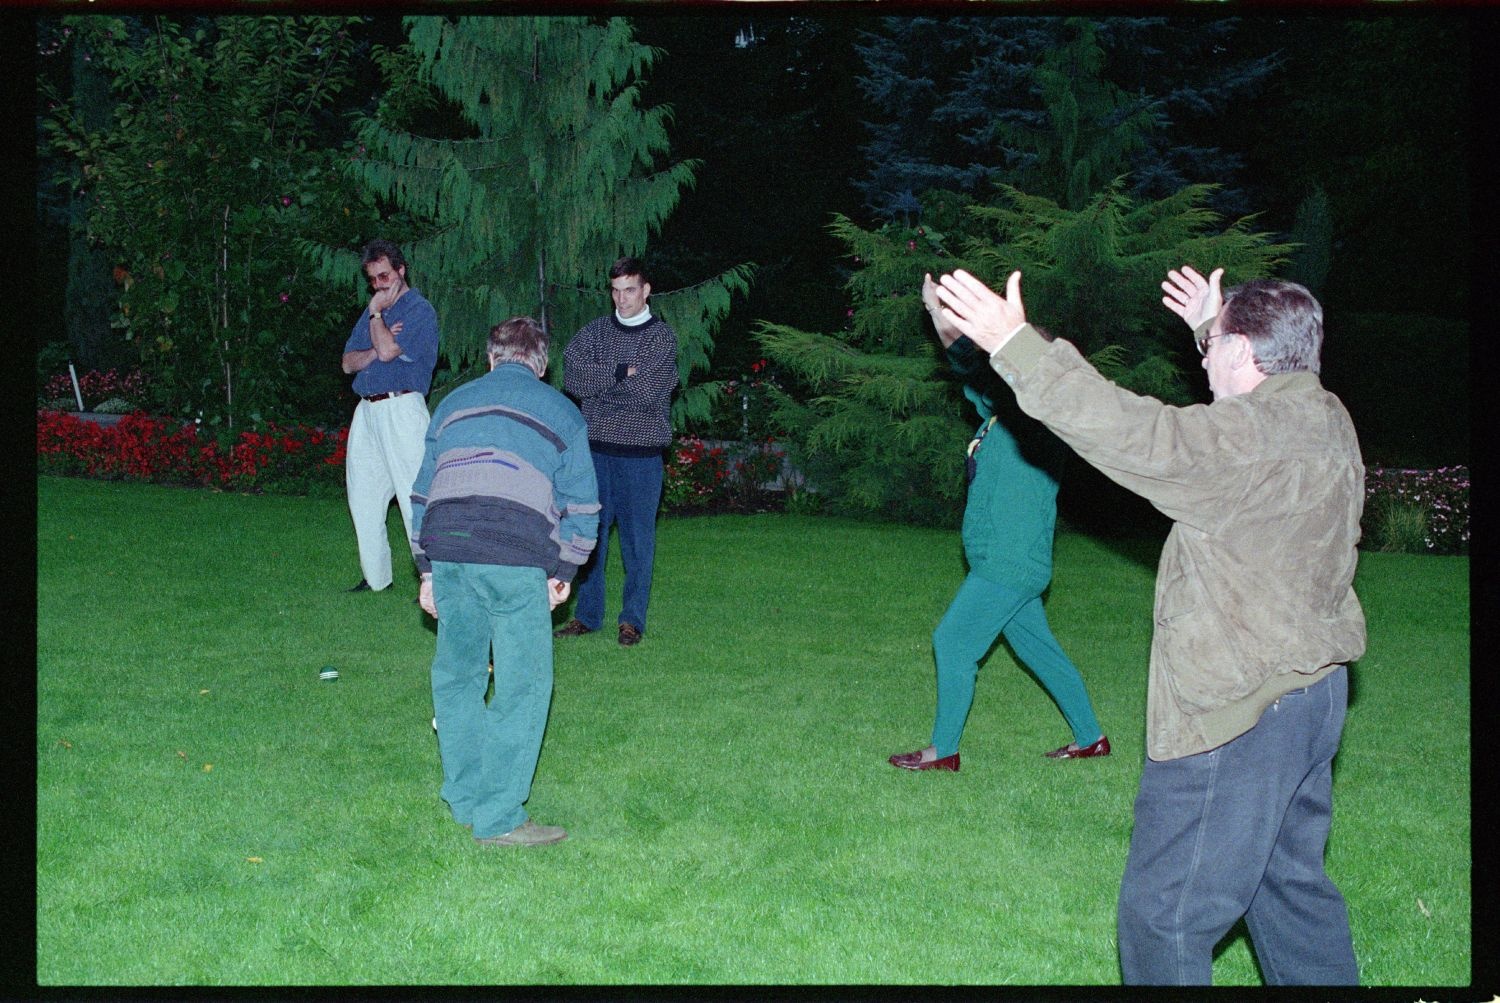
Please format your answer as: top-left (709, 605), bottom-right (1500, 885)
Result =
top-left (1044, 736), bottom-right (1111, 759)
top-left (888, 749), bottom-right (960, 772)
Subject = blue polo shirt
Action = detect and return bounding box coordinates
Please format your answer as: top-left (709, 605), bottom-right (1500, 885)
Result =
top-left (343, 287), bottom-right (440, 397)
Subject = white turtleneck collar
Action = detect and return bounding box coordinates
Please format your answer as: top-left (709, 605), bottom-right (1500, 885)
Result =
top-left (615, 308), bottom-right (652, 327)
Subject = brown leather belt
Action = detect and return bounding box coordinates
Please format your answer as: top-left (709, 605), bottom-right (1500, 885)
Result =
top-left (361, 390), bottom-right (415, 402)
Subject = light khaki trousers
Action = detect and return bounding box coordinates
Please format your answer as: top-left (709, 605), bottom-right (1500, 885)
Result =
top-left (345, 392), bottom-right (429, 590)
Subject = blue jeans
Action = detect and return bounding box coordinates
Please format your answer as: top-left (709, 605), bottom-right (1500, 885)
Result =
top-left (573, 450), bottom-right (663, 633)
top-left (429, 562), bottom-right (554, 838)
top-left (1117, 666), bottom-right (1357, 986)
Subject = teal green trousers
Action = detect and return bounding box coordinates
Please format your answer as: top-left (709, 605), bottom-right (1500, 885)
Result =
top-left (430, 561), bottom-right (553, 838)
top-left (930, 572), bottom-right (1102, 758)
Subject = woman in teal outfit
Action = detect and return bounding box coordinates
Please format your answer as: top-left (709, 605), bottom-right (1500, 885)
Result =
top-left (888, 275), bottom-right (1109, 772)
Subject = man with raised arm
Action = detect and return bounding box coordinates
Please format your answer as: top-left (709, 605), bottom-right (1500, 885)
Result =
top-left (934, 265), bottom-right (1365, 986)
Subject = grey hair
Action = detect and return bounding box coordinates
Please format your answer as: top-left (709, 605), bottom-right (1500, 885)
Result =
top-left (487, 316), bottom-right (549, 377)
top-left (1221, 279), bottom-right (1324, 376)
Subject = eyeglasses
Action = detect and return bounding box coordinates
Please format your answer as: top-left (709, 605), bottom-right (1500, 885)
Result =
top-left (1195, 332), bottom-right (1234, 357)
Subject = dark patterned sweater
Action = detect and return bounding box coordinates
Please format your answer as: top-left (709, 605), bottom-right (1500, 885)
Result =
top-left (562, 313), bottom-right (678, 453)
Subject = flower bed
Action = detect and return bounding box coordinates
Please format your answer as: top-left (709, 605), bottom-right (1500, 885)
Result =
top-left (41, 366), bottom-right (147, 412)
top-left (36, 409), bottom-right (1466, 548)
top-left (1362, 465), bottom-right (1468, 555)
top-left (662, 436), bottom-right (791, 515)
top-left (36, 410), bottom-right (795, 514)
top-left (37, 409), bottom-right (347, 498)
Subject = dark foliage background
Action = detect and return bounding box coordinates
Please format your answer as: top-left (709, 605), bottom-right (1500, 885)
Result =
top-left (34, 13), bottom-right (1475, 511)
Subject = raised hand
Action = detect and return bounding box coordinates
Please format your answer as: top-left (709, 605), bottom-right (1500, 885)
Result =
top-left (923, 273), bottom-right (961, 346)
top-left (1161, 266), bottom-right (1224, 330)
top-left (934, 269), bottom-right (1026, 354)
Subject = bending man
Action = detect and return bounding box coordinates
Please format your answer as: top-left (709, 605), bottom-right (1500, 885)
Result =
top-left (412, 317), bottom-right (599, 848)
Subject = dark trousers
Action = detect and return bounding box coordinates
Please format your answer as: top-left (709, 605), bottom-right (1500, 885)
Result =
top-left (573, 449), bottom-right (663, 634)
top-left (1117, 666), bottom-right (1357, 986)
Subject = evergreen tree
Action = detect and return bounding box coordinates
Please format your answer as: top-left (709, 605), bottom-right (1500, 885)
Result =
top-left (853, 16), bottom-right (1275, 221)
top-left (311, 16), bottom-right (753, 426)
top-left (756, 184), bottom-right (1291, 526)
top-left (632, 15), bottom-right (866, 405)
top-left (1231, 15), bottom-right (1469, 319)
top-left (1285, 185), bottom-right (1331, 299)
top-left (986, 20), bottom-right (1158, 211)
top-left (853, 16), bottom-right (1031, 224)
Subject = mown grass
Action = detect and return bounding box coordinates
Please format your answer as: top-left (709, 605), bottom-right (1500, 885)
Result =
top-left (36, 476), bottom-right (1470, 987)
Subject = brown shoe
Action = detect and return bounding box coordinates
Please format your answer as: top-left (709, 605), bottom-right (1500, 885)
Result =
top-left (1044, 736), bottom-right (1111, 759)
top-left (474, 819), bottom-right (567, 847)
top-left (618, 622), bottom-right (642, 646)
top-left (553, 619), bottom-right (593, 638)
top-left (889, 749), bottom-right (960, 772)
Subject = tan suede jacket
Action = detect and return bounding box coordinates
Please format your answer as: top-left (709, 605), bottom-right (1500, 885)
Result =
top-left (991, 325), bottom-right (1367, 761)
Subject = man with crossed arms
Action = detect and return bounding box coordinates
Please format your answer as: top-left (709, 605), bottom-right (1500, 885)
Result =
top-left (340, 239), bottom-right (439, 593)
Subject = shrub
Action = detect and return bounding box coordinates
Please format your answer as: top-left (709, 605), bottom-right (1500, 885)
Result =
top-left (662, 436), bottom-right (790, 515)
top-left (1362, 466), bottom-right (1468, 555)
top-left (733, 439), bottom-right (786, 492)
top-left (1368, 498), bottom-right (1429, 555)
top-left (662, 437), bottom-right (733, 513)
top-left (40, 16), bottom-right (373, 431)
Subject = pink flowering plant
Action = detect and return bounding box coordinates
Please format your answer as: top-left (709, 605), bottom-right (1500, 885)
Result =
top-left (1362, 465), bottom-right (1468, 555)
top-left (40, 366), bottom-right (148, 412)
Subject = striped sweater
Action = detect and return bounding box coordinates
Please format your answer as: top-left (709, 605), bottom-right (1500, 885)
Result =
top-left (409, 363), bottom-right (599, 581)
top-left (562, 313), bottom-right (678, 451)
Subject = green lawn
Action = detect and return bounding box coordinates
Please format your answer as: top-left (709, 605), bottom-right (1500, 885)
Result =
top-left (35, 476), bottom-right (1470, 986)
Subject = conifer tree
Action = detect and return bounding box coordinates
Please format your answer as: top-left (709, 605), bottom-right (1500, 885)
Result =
top-left (1285, 185), bottom-right (1332, 298)
top-left (854, 16), bottom-right (1275, 221)
top-left (756, 184), bottom-right (1291, 526)
top-left (986, 20), bottom-right (1159, 211)
top-left (308, 16), bottom-right (752, 426)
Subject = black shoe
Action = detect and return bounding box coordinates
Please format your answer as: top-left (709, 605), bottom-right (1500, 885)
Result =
top-left (618, 623), bottom-right (642, 646)
top-left (553, 619), bottom-right (593, 638)
top-left (347, 579), bottom-right (372, 592)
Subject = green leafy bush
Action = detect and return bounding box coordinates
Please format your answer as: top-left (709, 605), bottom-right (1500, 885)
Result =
top-left (756, 182), bottom-right (1289, 526)
top-left (1362, 466), bottom-right (1468, 555)
top-left (40, 16), bottom-right (375, 430)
